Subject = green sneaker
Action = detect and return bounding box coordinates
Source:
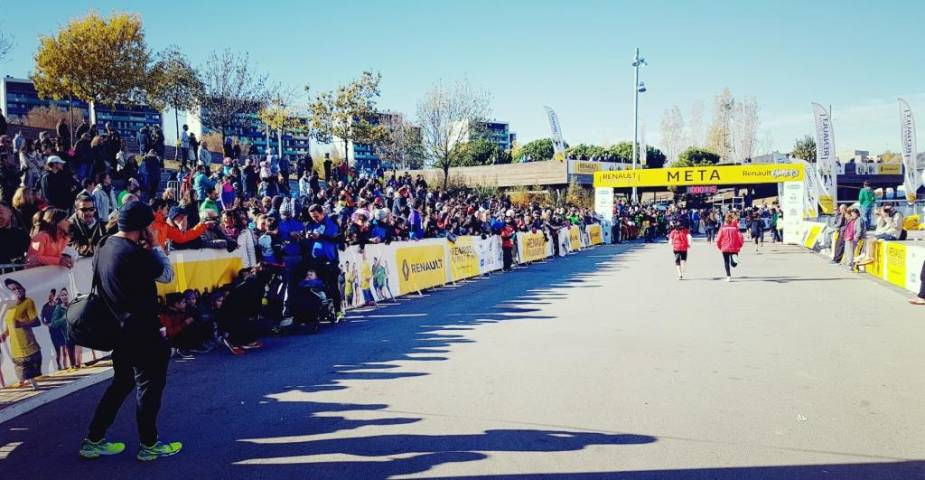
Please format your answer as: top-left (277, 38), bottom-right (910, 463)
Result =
top-left (79, 438), bottom-right (125, 459)
top-left (137, 440), bottom-right (183, 461)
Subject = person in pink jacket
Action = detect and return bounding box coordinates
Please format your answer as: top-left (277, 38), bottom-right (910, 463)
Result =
top-left (26, 208), bottom-right (74, 269)
top-left (715, 212), bottom-right (744, 282)
top-left (668, 223), bottom-right (690, 280)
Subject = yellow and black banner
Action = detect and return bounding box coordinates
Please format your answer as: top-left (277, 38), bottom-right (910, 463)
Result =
top-left (396, 244), bottom-right (447, 295)
top-left (448, 236), bottom-right (479, 281)
top-left (594, 164), bottom-right (805, 188)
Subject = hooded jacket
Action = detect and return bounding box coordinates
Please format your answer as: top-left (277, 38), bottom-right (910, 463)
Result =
top-left (715, 223), bottom-right (744, 253)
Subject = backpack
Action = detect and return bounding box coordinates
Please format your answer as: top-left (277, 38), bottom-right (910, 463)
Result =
top-left (66, 237), bottom-right (124, 351)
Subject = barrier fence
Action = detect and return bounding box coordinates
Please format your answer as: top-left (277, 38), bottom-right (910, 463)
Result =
top-left (791, 220), bottom-right (924, 294)
top-left (1, 224), bottom-right (605, 387)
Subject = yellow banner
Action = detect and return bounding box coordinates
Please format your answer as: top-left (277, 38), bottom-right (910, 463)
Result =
top-left (819, 195), bottom-right (835, 215)
top-left (518, 231), bottom-right (548, 263)
top-left (868, 241), bottom-right (886, 279)
top-left (594, 163), bottom-right (805, 188)
top-left (448, 236), bottom-right (479, 281)
top-left (879, 163), bottom-right (902, 175)
top-left (569, 226), bottom-right (581, 251)
top-left (588, 224), bottom-right (603, 245)
top-left (574, 161), bottom-right (602, 175)
top-left (396, 244), bottom-right (447, 295)
top-left (156, 257), bottom-right (242, 297)
top-left (802, 225), bottom-right (822, 249)
top-left (885, 242), bottom-right (907, 287)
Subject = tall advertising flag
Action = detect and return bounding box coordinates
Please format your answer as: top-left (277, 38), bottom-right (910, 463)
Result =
top-left (899, 98), bottom-right (919, 203)
top-left (544, 106), bottom-right (566, 160)
top-left (812, 102), bottom-right (837, 214)
top-left (793, 158), bottom-right (820, 218)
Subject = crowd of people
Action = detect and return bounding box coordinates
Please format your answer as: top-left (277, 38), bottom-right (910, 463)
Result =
top-left (1, 119), bottom-right (609, 362)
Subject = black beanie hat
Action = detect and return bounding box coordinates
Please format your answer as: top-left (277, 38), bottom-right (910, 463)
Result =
top-left (118, 200), bottom-right (155, 232)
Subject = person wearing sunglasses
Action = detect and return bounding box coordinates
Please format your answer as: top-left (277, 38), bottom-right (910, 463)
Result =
top-left (68, 194), bottom-right (106, 257)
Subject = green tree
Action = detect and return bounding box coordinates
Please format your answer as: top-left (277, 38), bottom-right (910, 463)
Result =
top-left (643, 146), bottom-right (667, 168)
top-left (675, 147), bottom-right (721, 167)
top-left (566, 143), bottom-right (606, 160)
top-left (308, 71), bottom-right (386, 168)
top-left (148, 45), bottom-right (204, 149)
top-left (791, 135), bottom-right (816, 163)
top-left (33, 12), bottom-right (151, 122)
top-left (520, 138), bottom-right (555, 162)
top-left (451, 137), bottom-right (500, 166)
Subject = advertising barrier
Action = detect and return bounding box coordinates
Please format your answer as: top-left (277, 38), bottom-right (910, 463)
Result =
top-left (518, 232), bottom-right (550, 264)
top-left (475, 236), bottom-right (503, 274)
top-left (447, 236), bottom-right (480, 282)
top-left (588, 224), bottom-right (603, 245)
top-left (793, 220), bottom-right (925, 295)
top-left (395, 241), bottom-right (447, 295)
top-left (0, 233), bottom-right (256, 388)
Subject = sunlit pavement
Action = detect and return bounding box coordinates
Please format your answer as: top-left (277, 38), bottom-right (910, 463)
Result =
top-left (1, 240), bottom-right (923, 479)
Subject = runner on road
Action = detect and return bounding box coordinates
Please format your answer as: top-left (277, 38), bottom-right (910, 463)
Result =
top-left (668, 221), bottom-right (690, 280)
top-left (716, 212), bottom-right (744, 282)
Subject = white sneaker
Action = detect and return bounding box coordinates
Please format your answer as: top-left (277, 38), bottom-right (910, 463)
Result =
top-left (725, 276), bottom-right (732, 282)
top-left (279, 317), bottom-right (294, 328)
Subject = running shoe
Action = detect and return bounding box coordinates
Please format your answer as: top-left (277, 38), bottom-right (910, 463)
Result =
top-left (79, 438), bottom-right (125, 459)
top-left (335, 311), bottom-right (345, 323)
top-left (176, 350), bottom-right (195, 359)
top-left (241, 341), bottom-right (263, 350)
top-left (137, 440), bottom-right (183, 461)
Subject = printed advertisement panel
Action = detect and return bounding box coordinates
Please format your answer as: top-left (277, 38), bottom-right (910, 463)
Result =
top-left (396, 244), bottom-right (447, 295)
top-left (594, 163), bottom-right (805, 188)
top-left (885, 242), bottom-right (907, 288)
top-left (569, 226), bottom-right (581, 251)
top-left (588, 224), bottom-right (603, 245)
top-left (475, 236), bottom-right (503, 274)
top-left (905, 245), bottom-right (925, 295)
top-left (518, 232), bottom-right (549, 264)
top-left (339, 243), bottom-right (399, 308)
top-left (802, 224), bottom-right (823, 249)
top-left (448, 236), bottom-right (480, 281)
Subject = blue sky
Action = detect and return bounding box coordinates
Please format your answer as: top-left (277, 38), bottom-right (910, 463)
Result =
top-left (1, 0), bottom-right (923, 156)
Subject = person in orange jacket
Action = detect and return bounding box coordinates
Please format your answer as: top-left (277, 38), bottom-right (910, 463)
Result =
top-left (149, 199), bottom-right (212, 248)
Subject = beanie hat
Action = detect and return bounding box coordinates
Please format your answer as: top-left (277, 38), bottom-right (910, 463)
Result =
top-left (118, 200), bottom-right (155, 232)
top-left (167, 206), bottom-right (186, 221)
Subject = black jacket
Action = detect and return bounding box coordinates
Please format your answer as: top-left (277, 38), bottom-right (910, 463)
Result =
top-left (68, 215), bottom-right (106, 257)
top-left (40, 169), bottom-right (77, 210)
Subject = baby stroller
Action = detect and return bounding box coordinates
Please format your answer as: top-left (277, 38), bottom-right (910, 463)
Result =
top-left (287, 277), bottom-right (335, 334)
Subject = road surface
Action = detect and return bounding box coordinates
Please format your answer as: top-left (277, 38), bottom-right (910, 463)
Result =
top-left (2, 240), bottom-right (923, 479)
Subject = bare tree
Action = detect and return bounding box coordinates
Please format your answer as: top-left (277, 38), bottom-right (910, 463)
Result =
top-left (687, 99), bottom-right (704, 148)
top-left (373, 113), bottom-right (426, 170)
top-left (197, 49), bottom-right (270, 138)
top-left (307, 71), bottom-right (385, 169)
top-left (0, 30), bottom-right (13, 62)
top-left (732, 96), bottom-right (759, 161)
top-left (659, 105), bottom-right (685, 164)
top-left (416, 80), bottom-right (490, 188)
top-left (707, 88), bottom-right (735, 161)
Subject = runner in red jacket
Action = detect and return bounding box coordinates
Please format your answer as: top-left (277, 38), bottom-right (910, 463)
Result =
top-left (668, 224), bottom-right (690, 280)
top-left (715, 212), bottom-right (744, 282)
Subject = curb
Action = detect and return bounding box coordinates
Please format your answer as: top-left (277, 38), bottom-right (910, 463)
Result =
top-left (0, 368), bottom-right (113, 425)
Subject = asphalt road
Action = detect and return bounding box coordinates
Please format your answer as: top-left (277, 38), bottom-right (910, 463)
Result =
top-left (1, 240), bottom-right (924, 479)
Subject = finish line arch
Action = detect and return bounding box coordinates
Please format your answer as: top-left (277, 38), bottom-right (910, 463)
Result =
top-left (592, 164), bottom-right (805, 188)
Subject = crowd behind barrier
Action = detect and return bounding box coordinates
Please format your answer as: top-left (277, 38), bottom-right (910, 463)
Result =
top-left (793, 215), bottom-right (925, 295)
top-left (0, 222), bottom-right (603, 388)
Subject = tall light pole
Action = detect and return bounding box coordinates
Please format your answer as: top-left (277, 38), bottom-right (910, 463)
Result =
top-left (631, 48), bottom-right (647, 204)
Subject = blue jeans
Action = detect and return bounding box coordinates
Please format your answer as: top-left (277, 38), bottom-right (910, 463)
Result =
top-left (861, 205), bottom-right (874, 230)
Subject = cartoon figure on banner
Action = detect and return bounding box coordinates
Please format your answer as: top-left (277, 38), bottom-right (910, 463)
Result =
top-left (372, 257), bottom-right (395, 302)
top-left (1, 278), bottom-right (42, 389)
top-left (341, 261), bottom-right (354, 308)
top-left (48, 288), bottom-right (81, 370)
top-left (360, 254), bottom-right (375, 307)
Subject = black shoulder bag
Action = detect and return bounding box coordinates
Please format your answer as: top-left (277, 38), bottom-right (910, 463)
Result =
top-left (66, 237), bottom-right (123, 351)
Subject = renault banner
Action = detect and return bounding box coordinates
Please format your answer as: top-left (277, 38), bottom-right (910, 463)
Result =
top-left (899, 98), bottom-right (919, 203)
top-left (812, 102), bottom-right (837, 214)
top-left (593, 164), bottom-right (805, 188)
top-left (396, 243), bottom-right (448, 295)
top-left (518, 232), bottom-right (549, 264)
top-left (448, 236), bottom-right (480, 281)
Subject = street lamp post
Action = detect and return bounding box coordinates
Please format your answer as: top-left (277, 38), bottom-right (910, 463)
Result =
top-left (631, 48), bottom-right (647, 204)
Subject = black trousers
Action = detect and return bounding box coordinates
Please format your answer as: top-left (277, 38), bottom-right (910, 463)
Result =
top-left (722, 252), bottom-right (735, 277)
top-left (832, 234), bottom-right (846, 263)
top-left (502, 247), bottom-right (513, 271)
top-left (88, 342), bottom-right (170, 445)
top-left (918, 260), bottom-right (925, 299)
